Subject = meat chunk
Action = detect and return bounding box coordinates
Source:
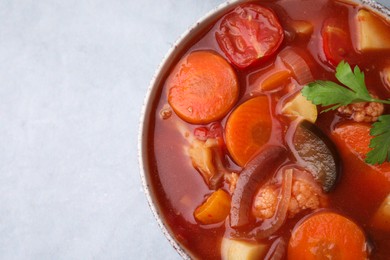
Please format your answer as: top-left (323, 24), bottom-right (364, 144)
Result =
top-left (252, 169), bottom-right (327, 220)
top-left (338, 100), bottom-right (384, 122)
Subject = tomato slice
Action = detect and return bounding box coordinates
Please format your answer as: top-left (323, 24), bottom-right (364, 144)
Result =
top-left (216, 4), bottom-right (284, 69)
top-left (322, 17), bottom-right (354, 66)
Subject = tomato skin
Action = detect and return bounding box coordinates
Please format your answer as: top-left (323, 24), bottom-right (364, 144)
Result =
top-left (216, 4), bottom-right (284, 69)
top-left (322, 17), bottom-right (354, 66)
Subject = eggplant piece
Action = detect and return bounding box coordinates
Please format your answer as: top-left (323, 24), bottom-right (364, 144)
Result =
top-left (230, 145), bottom-right (287, 228)
top-left (290, 120), bottom-right (340, 192)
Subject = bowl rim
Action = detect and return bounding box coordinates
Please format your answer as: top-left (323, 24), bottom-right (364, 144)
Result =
top-left (138, 0), bottom-right (390, 258)
top-left (138, 1), bottom-right (244, 258)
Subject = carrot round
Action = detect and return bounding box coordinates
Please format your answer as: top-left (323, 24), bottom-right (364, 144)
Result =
top-left (333, 122), bottom-right (390, 172)
top-left (333, 123), bottom-right (372, 156)
top-left (288, 211), bottom-right (368, 259)
top-left (167, 51), bottom-right (239, 124)
top-left (225, 96), bottom-right (272, 166)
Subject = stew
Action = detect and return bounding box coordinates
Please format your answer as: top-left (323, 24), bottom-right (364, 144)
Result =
top-left (146, 0), bottom-right (390, 259)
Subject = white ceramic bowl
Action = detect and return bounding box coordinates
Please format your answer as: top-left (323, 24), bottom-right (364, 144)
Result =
top-left (138, 0), bottom-right (390, 258)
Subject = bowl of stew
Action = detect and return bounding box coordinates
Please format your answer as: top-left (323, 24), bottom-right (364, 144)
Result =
top-left (139, 0), bottom-right (390, 258)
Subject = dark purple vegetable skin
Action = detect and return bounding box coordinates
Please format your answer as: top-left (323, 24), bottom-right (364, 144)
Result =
top-left (291, 120), bottom-right (341, 192)
top-left (230, 145), bottom-right (287, 228)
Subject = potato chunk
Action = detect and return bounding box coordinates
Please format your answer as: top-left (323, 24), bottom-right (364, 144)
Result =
top-left (356, 9), bottom-right (390, 51)
top-left (194, 189), bottom-right (231, 225)
top-left (282, 92), bottom-right (318, 123)
top-left (221, 238), bottom-right (268, 260)
top-left (290, 20), bottom-right (313, 37)
top-left (372, 194), bottom-right (390, 231)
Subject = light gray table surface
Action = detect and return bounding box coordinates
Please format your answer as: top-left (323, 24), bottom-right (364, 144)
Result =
top-left (1, 0), bottom-right (390, 259)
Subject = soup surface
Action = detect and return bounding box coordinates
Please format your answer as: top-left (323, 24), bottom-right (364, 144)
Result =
top-left (146, 0), bottom-right (390, 259)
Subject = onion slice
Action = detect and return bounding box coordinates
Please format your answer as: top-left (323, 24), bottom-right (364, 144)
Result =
top-left (265, 237), bottom-right (287, 260)
top-left (279, 47), bottom-right (314, 85)
top-left (230, 145), bottom-right (287, 228)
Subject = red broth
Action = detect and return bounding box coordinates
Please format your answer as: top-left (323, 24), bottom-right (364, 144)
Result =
top-left (145, 0), bottom-right (390, 259)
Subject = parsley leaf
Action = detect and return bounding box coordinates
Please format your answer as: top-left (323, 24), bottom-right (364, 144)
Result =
top-left (301, 61), bottom-right (390, 165)
top-left (366, 115), bottom-right (390, 165)
top-left (335, 61), bottom-right (370, 98)
top-left (302, 61), bottom-right (390, 111)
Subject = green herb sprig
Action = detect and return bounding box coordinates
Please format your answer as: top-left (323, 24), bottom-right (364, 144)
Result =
top-left (301, 61), bottom-right (390, 165)
top-left (366, 115), bottom-right (390, 165)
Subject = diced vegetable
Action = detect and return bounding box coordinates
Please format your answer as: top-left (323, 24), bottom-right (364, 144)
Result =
top-left (177, 121), bottom-right (230, 189)
top-left (278, 47), bottom-right (313, 85)
top-left (230, 145), bottom-right (287, 228)
top-left (332, 122), bottom-right (390, 202)
top-left (291, 120), bottom-right (340, 192)
top-left (252, 167), bottom-right (327, 222)
top-left (333, 123), bottom-right (371, 159)
top-left (225, 96), bottom-right (272, 167)
top-left (288, 211), bottom-right (368, 259)
top-left (282, 91), bottom-right (318, 123)
top-left (332, 122), bottom-right (390, 170)
top-left (189, 139), bottom-right (222, 189)
top-left (356, 9), bottom-right (390, 51)
top-left (289, 169), bottom-right (328, 217)
top-left (255, 168), bottom-right (293, 239)
top-left (221, 237), bottom-right (268, 260)
top-left (372, 193), bottom-right (390, 231)
top-left (167, 51), bottom-right (238, 124)
top-left (194, 189), bottom-right (231, 224)
top-left (216, 4), bottom-right (284, 68)
top-left (289, 20), bottom-right (313, 37)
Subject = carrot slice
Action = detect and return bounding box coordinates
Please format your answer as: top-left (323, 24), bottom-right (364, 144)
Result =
top-left (167, 51), bottom-right (239, 124)
top-left (333, 122), bottom-right (390, 173)
top-left (194, 189), bottom-right (231, 225)
top-left (332, 123), bottom-right (390, 210)
top-left (333, 123), bottom-right (371, 156)
top-left (260, 69), bottom-right (291, 91)
top-left (288, 211), bottom-right (368, 259)
top-left (225, 96), bottom-right (272, 167)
